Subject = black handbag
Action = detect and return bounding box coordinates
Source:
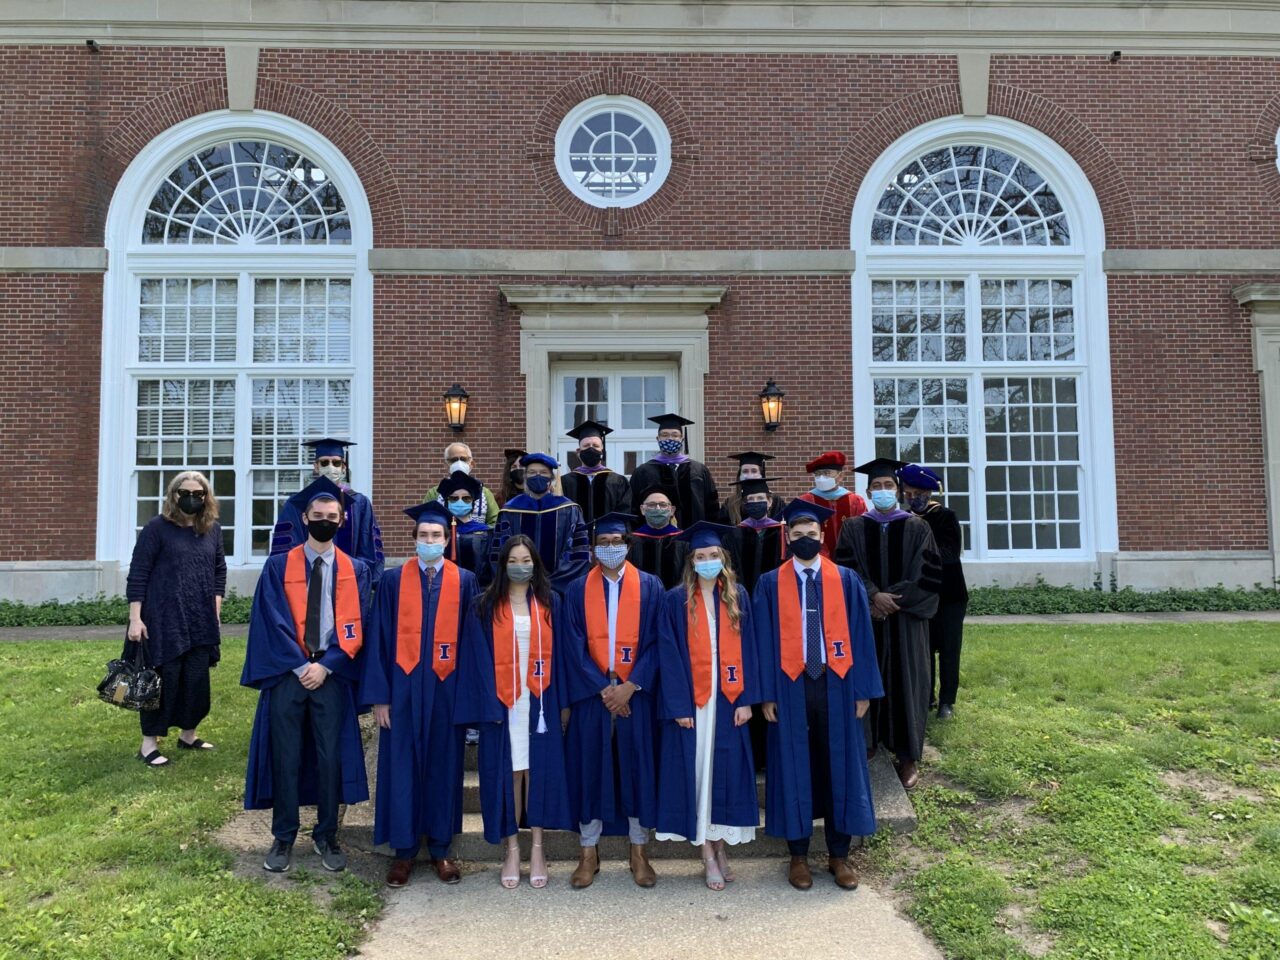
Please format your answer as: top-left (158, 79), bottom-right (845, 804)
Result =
top-left (97, 638), bottom-right (162, 712)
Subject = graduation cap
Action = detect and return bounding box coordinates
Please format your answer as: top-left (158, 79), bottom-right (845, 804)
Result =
top-left (503, 448), bottom-right (527, 463)
top-left (519, 451), bottom-right (559, 471)
top-left (303, 437), bottom-right (353, 461)
top-left (286, 475), bottom-right (346, 513)
top-left (592, 511), bottom-right (635, 538)
top-left (635, 482), bottom-right (679, 506)
top-left (727, 455), bottom-right (773, 478)
top-left (438, 469), bottom-right (482, 501)
top-left (733, 477), bottom-right (773, 498)
top-left (648, 413), bottom-right (695, 432)
top-left (805, 450), bottom-right (846, 473)
top-left (404, 500), bottom-right (452, 531)
top-left (854, 457), bottom-right (907, 481)
top-left (898, 463), bottom-right (944, 492)
top-left (566, 420), bottom-right (613, 444)
top-left (780, 497), bottom-right (835, 526)
top-left (675, 521), bottom-right (736, 549)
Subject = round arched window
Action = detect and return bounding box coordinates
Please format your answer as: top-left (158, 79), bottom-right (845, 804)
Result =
top-left (554, 96), bottom-right (672, 208)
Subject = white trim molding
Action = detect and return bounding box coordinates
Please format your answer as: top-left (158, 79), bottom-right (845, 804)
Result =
top-left (1234, 282), bottom-right (1280, 586)
top-left (502, 284), bottom-right (724, 459)
top-left (369, 248), bottom-right (855, 275)
top-left (1105, 249), bottom-right (1280, 274)
top-left (97, 109), bottom-right (374, 569)
top-left (0, 247), bottom-right (107, 272)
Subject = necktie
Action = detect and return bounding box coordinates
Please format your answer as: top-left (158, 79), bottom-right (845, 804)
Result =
top-left (425, 565), bottom-right (436, 591)
top-left (304, 556), bottom-right (324, 656)
top-left (804, 568), bottom-right (823, 679)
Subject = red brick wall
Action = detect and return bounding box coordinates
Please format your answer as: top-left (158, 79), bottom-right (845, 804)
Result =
top-left (0, 275), bottom-right (103, 561)
top-left (1109, 274), bottom-right (1271, 551)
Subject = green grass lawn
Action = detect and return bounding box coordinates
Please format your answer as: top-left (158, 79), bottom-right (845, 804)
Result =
top-left (0, 639), bottom-right (376, 960)
top-left (860, 623), bottom-right (1280, 960)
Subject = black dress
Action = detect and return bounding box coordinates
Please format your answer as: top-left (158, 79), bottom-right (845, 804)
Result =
top-left (126, 515), bottom-right (226, 736)
top-left (918, 505), bottom-right (968, 707)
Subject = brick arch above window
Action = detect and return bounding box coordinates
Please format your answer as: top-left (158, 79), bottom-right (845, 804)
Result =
top-left (1248, 90), bottom-right (1280, 207)
top-left (529, 69), bottom-right (698, 237)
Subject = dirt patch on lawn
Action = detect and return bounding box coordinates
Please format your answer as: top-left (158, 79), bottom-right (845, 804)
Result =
top-left (1160, 770), bottom-right (1265, 805)
top-left (997, 902), bottom-right (1056, 958)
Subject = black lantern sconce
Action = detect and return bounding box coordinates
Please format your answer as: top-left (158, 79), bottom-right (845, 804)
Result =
top-left (758, 379), bottom-right (785, 431)
top-left (443, 383), bottom-right (470, 432)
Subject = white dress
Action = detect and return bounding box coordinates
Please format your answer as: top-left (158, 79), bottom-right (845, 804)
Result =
top-left (656, 590), bottom-right (757, 847)
top-left (507, 613), bottom-right (531, 772)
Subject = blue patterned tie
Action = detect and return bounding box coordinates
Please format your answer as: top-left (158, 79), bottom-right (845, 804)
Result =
top-left (804, 568), bottom-right (823, 679)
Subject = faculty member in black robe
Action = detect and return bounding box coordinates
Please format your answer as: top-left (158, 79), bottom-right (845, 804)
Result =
top-left (628, 482), bottom-right (689, 588)
top-left (560, 419), bottom-right (632, 527)
top-left (834, 459), bottom-right (941, 790)
top-left (627, 413), bottom-right (719, 528)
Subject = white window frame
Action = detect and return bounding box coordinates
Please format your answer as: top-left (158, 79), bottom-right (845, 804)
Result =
top-left (551, 363), bottom-right (680, 476)
top-left (98, 111), bottom-right (374, 567)
top-left (554, 95), bottom-right (673, 209)
top-left (851, 116), bottom-right (1117, 562)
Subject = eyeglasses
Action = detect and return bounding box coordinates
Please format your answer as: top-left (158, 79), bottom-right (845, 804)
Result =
top-left (447, 495), bottom-right (474, 504)
top-left (642, 502), bottom-right (671, 510)
top-left (177, 490), bottom-right (206, 500)
top-left (315, 458), bottom-right (345, 468)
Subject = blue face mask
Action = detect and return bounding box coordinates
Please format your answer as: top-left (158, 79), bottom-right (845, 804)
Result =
top-left (416, 541), bottom-right (446, 563)
top-left (447, 499), bottom-right (473, 518)
top-left (658, 438), bottom-right (684, 455)
top-left (871, 489), bottom-right (899, 511)
top-left (907, 494), bottom-right (931, 514)
top-left (525, 474), bottom-right (551, 495)
top-left (694, 559), bottom-right (723, 580)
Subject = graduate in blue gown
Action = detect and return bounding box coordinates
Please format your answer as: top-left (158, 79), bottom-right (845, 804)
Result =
top-left (360, 501), bottom-right (482, 888)
top-left (488, 452), bottom-right (589, 594)
top-left (436, 469), bottom-right (494, 585)
top-left (271, 438), bottom-right (385, 585)
top-left (560, 512), bottom-right (664, 889)
top-left (454, 534), bottom-right (574, 889)
top-left (753, 499), bottom-right (884, 891)
top-left (242, 476), bottom-right (371, 874)
top-left (654, 522), bottom-right (761, 892)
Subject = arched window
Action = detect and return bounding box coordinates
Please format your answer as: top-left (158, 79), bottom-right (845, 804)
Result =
top-left (852, 118), bottom-right (1116, 562)
top-left (99, 114), bottom-right (373, 567)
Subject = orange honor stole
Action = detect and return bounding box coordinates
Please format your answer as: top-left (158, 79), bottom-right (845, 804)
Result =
top-left (394, 559), bottom-right (461, 679)
top-left (777, 561), bottom-right (851, 679)
top-left (584, 564), bottom-right (641, 681)
top-left (493, 596), bottom-right (554, 708)
top-left (688, 590), bottom-right (745, 708)
top-left (283, 546), bottom-right (363, 658)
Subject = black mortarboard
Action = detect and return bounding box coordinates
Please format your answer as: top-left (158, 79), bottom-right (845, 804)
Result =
top-left (566, 420), bottom-right (613, 443)
top-left (635, 482), bottom-right (679, 505)
top-left (438, 469), bottom-right (482, 500)
top-left (854, 457), bottom-right (907, 481)
top-left (503, 448), bottom-right (527, 462)
top-left (733, 477), bottom-right (773, 498)
top-left (303, 437), bottom-right (353, 460)
top-left (648, 413), bottom-right (695, 430)
top-left (727, 451), bottom-right (775, 472)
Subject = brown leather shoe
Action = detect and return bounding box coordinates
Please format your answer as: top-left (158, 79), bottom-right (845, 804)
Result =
top-left (828, 857), bottom-right (859, 890)
top-left (897, 759), bottom-right (920, 790)
top-left (788, 855), bottom-right (813, 890)
top-left (570, 846), bottom-right (599, 889)
top-left (433, 857), bottom-right (461, 884)
top-left (386, 858), bottom-right (414, 888)
top-left (629, 844), bottom-right (656, 887)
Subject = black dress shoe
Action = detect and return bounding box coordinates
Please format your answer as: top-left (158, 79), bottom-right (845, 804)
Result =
top-left (937, 704), bottom-right (954, 720)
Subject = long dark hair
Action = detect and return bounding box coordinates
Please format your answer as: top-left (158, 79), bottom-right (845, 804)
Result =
top-left (498, 451), bottom-right (525, 505)
top-left (477, 534), bottom-right (553, 619)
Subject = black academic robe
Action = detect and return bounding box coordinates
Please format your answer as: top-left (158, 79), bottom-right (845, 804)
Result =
top-left (446, 518), bottom-right (494, 586)
top-left (724, 521), bottom-right (788, 596)
top-left (561, 469), bottom-right (632, 527)
top-left (835, 514), bottom-right (941, 762)
top-left (628, 459), bottom-right (719, 528)
top-left (627, 526), bottom-right (689, 589)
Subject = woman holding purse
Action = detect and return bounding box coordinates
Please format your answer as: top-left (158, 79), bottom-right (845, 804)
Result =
top-left (127, 471), bottom-right (226, 766)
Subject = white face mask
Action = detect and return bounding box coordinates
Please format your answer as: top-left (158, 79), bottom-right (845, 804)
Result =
top-left (449, 459), bottom-right (472, 476)
top-left (319, 465), bottom-right (345, 484)
top-left (813, 475), bottom-right (838, 492)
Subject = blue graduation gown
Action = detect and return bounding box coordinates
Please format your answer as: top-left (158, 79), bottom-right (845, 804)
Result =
top-left (488, 494), bottom-right (589, 593)
top-left (453, 594), bottom-right (574, 843)
top-left (752, 563), bottom-right (885, 841)
top-left (359, 561), bottom-right (481, 852)
top-left (241, 550), bottom-right (372, 811)
top-left (561, 566), bottom-right (664, 833)
top-left (271, 487), bottom-right (385, 585)
top-left (654, 583), bottom-right (761, 840)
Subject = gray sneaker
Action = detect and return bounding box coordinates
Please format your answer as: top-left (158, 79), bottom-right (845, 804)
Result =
top-left (313, 837), bottom-right (347, 872)
top-left (263, 839), bottom-right (293, 873)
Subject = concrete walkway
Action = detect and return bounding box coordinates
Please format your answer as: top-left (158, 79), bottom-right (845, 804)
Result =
top-left (357, 859), bottom-right (943, 960)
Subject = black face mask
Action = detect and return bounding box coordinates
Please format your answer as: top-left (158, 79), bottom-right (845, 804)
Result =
top-left (509, 468), bottom-right (525, 487)
top-left (578, 448), bottom-right (603, 468)
top-left (176, 493), bottom-right (204, 515)
top-left (741, 500), bottom-right (769, 520)
top-left (789, 536), bottom-right (822, 561)
top-left (306, 519), bottom-right (340, 543)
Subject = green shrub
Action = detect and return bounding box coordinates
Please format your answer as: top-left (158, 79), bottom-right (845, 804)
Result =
top-left (0, 593), bottom-right (254, 627)
top-left (967, 581), bottom-right (1280, 615)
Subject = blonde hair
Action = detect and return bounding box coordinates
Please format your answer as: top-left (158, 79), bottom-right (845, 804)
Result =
top-left (682, 546), bottom-right (743, 630)
top-left (161, 471), bottom-right (219, 536)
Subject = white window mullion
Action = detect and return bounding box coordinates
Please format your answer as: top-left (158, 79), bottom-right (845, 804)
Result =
top-left (967, 369), bottom-right (989, 559)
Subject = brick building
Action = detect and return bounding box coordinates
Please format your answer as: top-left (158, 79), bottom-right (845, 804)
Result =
top-left (2, 1), bottom-right (1280, 599)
